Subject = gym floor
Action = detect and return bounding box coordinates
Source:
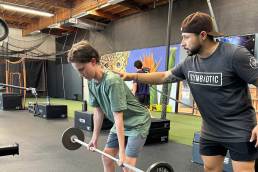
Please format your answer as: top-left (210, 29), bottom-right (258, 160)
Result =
top-left (0, 109), bottom-right (204, 172)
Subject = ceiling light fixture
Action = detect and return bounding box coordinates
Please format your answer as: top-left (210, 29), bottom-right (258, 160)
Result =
top-left (98, 0), bottom-right (125, 9)
top-left (0, 2), bottom-right (54, 17)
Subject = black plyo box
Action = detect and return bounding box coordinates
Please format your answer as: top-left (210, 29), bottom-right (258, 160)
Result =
top-left (37, 104), bottom-right (67, 119)
top-left (149, 118), bottom-right (170, 129)
top-left (145, 128), bottom-right (170, 145)
top-left (0, 93), bottom-right (22, 110)
top-left (74, 111), bottom-right (113, 131)
top-left (145, 118), bottom-right (170, 145)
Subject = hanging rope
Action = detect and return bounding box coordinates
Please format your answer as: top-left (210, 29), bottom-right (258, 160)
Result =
top-left (60, 34), bottom-right (69, 99)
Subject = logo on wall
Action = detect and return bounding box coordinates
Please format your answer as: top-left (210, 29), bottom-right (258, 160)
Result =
top-left (249, 57), bottom-right (258, 69)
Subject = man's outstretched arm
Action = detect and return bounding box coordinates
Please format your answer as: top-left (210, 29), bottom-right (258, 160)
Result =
top-left (117, 70), bottom-right (183, 85)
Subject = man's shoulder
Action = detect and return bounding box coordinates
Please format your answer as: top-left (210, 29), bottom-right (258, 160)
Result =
top-left (217, 42), bottom-right (250, 64)
top-left (219, 42), bottom-right (240, 53)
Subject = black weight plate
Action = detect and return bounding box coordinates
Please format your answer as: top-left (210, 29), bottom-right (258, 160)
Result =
top-left (62, 128), bottom-right (84, 150)
top-left (146, 161), bottom-right (174, 172)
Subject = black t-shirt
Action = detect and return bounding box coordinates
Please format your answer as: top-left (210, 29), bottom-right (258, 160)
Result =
top-left (172, 42), bottom-right (258, 142)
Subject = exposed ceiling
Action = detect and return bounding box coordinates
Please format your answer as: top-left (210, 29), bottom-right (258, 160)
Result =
top-left (0, 0), bottom-right (169, 36)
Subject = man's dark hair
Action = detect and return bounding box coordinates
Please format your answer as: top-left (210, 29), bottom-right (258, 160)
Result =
top-left (181, 11), bottom-right (223, 37)
top-left (68, 41), bottom-right (100, 63)
top-left (134, 60), bottom-right (143, 69)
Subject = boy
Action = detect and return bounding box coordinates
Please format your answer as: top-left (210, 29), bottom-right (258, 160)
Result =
top-left (68, 41), bottom-right (151, 172)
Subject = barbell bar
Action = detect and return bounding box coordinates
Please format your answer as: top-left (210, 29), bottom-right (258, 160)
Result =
top-left (62, 127), bottom-right (174, 172)
top-left (0, 143), bottom-right (19, 157)
top-left (0, 83), bottom-right (38, 96)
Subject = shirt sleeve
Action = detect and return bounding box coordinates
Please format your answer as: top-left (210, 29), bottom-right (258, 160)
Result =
top-left (171, 62), bottom-right (186, 80)
top-left (232, 46), bottom-right (258, 85)
top-left (88, 85), bottom-right (100, 107)
top-left (107, 79), bottom-right (127, 112)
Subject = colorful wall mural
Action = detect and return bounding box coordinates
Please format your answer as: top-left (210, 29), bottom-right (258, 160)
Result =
top-left (97, 44), bottom-right (181, 112)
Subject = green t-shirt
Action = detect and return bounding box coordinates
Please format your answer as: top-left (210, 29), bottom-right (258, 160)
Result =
top-left (88, 70), bottom-right (151, 137)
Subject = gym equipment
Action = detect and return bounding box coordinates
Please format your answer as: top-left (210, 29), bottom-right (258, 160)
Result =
top-left (0, 83), bottom-right (67, 119)
top-left (37, 104), bottom-right (67, 119)
top-left (75, 99), bottom-right (112, 131)
top-left (0, 83), bottom-right (37, 96)
top-left (161, 0), bottom-right (173, 119)
top-left (62, 127), bottom-right (174, 172)
top-left (0, 83), bottom-right (38, 111)
top-left (0, 143), bottom-right (19, 157)
top-left (74, 111), bottom-right (113, 131)
top-left (0, 93), bottom-right (22, 110)
top-left (145, 118), bottom-right (170, 145)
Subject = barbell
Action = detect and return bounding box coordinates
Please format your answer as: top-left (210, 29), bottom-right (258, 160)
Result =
top-left (0, 83), bottom-right (37, 96)
top-left (62, 127), bottom-right (174, 172)
top-left (0, 143), bottom-right (19, 157)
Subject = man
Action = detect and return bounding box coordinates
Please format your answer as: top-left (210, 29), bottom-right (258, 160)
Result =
top-left (68, 41), bottom-right (151, 172)
top-left (132, 60), bottom-right (150, 107)
top-left (118, 12), bottom-right (258, 172)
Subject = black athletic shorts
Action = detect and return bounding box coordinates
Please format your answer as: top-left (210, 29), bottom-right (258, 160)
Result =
top-left (200, 137), bottom-right (258, 161)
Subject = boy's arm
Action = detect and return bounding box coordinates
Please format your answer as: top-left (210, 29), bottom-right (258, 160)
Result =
top-left (113, 111), bottom-right (126, 165)
top-left (88, 107), bottom-right (105, 149)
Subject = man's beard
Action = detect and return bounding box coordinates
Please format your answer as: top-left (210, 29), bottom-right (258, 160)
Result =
top-left (186, 44), bottom-right (201, 56)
